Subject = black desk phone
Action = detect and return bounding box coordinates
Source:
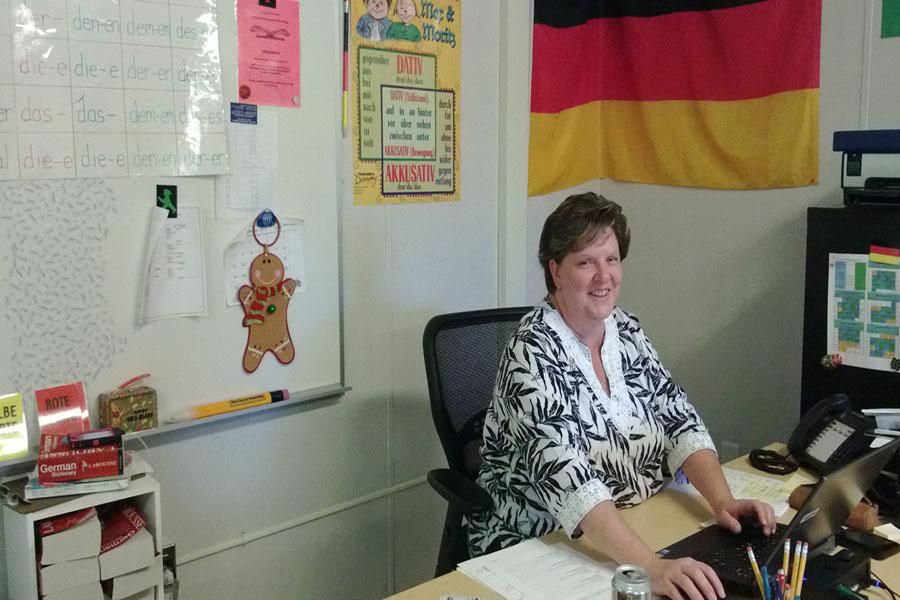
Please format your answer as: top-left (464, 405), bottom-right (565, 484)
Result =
top-left (788, 393), bottom-right (877, 474)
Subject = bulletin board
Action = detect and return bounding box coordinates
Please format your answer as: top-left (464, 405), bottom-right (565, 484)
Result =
top-left (0, 0), bottom-right (343, 445)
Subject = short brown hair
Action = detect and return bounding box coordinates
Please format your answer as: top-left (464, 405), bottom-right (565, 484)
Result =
top-left (538, 192), bottom-right (630, 293)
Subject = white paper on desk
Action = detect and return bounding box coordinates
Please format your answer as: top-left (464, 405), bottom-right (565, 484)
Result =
top-left (875, 522), bottom-right (900, 542)
top-left (140, 207), bottom-right (207, 323)
top-left (223, 218), bottom-right (306, 307)
top-left (668, 467), bottom-right (802, 517)
top-left (458, 538), bottom-right (616, 600)
top-left (215, 111), bottom-right (279, 220)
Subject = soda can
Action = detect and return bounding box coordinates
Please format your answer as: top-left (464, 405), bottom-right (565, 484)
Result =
top-left (611, 564), bottom-right (652, 599)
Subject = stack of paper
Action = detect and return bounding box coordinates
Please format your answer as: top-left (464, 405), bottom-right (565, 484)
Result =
top-left (457, 538), bottom-right (616, 600)
top-left (862, 408), bottom-right (900, 436)
top-left (874, 523), bottom-right (900, 542)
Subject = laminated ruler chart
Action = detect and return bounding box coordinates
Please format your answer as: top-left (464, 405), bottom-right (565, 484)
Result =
top-left (0, 0), bottom-right (228, 179)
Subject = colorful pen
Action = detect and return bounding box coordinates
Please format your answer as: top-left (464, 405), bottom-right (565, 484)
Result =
top-left (167, 389), bottom-right (289, 422)
top-left (762, 566), bottom-right (770, 600)
top-left (747, 546), bottom-right (765, 599)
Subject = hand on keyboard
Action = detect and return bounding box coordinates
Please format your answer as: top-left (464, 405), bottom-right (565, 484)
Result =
top-left (714, 498), bottom-right (777, 536)
top-left (647, 556), bottom-right (725, 600)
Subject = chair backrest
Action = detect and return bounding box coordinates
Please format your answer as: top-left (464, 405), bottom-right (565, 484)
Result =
top-left (423, 307), bottom-right (531, 479)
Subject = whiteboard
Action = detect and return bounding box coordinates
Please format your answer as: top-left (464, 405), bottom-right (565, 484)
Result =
top-left (0, 0), bottom-right (343, 437)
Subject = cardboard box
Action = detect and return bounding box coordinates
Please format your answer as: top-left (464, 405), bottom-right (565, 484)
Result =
top-left (98, 386), bottom-right (158, 433)
top-left (103, 553), bottom-right (162, 600)
top-left (100, 525), bottom-right (154, 579)
top-left (43, 580), bottom-right (102, 600)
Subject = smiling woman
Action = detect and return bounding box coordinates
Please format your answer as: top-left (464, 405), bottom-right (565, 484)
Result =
top-left (466, 192), bottom-right (777, 600)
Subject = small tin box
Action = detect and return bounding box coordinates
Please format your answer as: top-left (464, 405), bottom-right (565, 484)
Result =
top-left (98, 386), bottom-right (158, 433)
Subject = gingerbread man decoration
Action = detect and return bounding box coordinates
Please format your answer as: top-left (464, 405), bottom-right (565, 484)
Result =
top-left (239, 214), bottom-right (297, 373)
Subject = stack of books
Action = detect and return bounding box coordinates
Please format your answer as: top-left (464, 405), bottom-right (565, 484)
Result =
top-left (36, 503), bottom-right (162, 600)
top-left (98, 504), bottom-right (162, 600)
top-left (23, 429), bottom-right (156, 501)
top-left (36, 508), bottom-right (103, 600)
top-left (23, 450), bottom-right (152, 500)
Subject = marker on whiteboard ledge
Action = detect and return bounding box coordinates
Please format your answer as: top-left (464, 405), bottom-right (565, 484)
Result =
top-left (167, 390), bottom-right (289, 423)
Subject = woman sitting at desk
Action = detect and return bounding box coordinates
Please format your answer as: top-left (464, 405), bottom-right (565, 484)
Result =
top-left (468, 192), bottom-right (776, 600)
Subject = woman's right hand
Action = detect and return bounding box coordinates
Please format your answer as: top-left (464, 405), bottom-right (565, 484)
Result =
top-left (645, 557), bottom-right (725, 600)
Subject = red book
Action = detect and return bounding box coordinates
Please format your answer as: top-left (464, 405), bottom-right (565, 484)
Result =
top-left (37, 435), bottom-right (123, 484)
top-left (100, 504), bottom-right (147, 554)
top-left (35, 382), bottom-right (89, 436)
top-left (38, 507), bottom-right (97, 537)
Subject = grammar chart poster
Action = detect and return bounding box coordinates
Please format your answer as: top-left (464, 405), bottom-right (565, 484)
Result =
top-left (827, 253), bottom-right (900, 372)
top-left (351, 0), bottom-right (459, 205)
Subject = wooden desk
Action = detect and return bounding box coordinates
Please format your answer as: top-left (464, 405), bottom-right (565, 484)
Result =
top-left (388, 446), bottom-right (900, 599)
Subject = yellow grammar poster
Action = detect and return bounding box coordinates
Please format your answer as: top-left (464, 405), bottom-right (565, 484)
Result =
top-left (351, 0), bottom-right (460, 204)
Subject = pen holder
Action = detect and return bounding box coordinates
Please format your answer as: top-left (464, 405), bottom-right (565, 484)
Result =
top-left (789, 484), bottom-right (879, 531)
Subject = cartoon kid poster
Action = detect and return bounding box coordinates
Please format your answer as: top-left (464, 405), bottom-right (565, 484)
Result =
top-left (351, 0), bottom-right (460, 204)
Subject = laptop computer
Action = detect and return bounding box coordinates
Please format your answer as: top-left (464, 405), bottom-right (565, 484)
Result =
top-left (660, 437), bottom-right (900, 592)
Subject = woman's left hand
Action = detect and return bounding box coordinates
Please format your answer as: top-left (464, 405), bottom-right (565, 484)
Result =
top-left (714, 499), bottom-right (777, 535)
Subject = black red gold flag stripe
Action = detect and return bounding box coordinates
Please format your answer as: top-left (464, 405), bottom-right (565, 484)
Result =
top-left (529, 0), bottom-right (822, 195)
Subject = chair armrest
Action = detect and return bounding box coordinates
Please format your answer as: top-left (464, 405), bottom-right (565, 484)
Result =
top-left (427, 468), bottom-right (492, 513)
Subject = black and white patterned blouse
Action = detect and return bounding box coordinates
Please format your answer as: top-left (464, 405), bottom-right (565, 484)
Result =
top-left (467, 302), bottom-right (715, 556)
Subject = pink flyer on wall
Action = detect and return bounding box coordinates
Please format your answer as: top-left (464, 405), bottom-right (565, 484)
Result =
top-left (237, 0), bottom-right (301, 108)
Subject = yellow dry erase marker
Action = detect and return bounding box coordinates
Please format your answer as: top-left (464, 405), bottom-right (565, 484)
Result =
top-left (168, 390), bottom-right (289, 422)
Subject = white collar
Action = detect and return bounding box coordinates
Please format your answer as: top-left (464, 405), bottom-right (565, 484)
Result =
top-left (540, 301), bottom-right (634, 428)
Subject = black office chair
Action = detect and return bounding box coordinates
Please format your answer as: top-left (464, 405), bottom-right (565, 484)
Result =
top-left (423, 306), bottom-right (531, 577)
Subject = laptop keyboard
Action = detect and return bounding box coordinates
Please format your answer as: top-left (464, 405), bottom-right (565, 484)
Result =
top-left (694, 523), bottom-right (789, 584)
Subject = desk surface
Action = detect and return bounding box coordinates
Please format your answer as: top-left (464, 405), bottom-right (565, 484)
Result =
top-left (388, 446), bottom-right (900, 599)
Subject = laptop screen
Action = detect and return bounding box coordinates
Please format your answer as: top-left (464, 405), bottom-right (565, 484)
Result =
top-left (764, 437), bottom-right (900, 565)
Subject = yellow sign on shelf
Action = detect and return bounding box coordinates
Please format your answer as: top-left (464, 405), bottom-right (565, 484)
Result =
top-left (0, 392), bottom-right (28, 460)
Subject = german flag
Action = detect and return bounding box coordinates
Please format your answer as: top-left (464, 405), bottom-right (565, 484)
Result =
top-left (529, 0), bottom-right (821, 195)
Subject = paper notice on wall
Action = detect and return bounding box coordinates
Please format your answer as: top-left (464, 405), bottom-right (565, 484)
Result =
top-left (140, 207), bottom-right (208, 323)
top-left (236, 0), bottom-right (301, 107)
top-left (223, 217), bottom-right (306, 307)
top-left (215, 103), bottom-right (280, 220)
top-left (828, 253), bottom-right (900, 372)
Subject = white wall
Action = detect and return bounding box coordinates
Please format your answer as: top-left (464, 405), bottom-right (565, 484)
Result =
top-left (521, 0), bottom-right (899, 459)
top-left (152, 2), bottom-right (501, 598)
